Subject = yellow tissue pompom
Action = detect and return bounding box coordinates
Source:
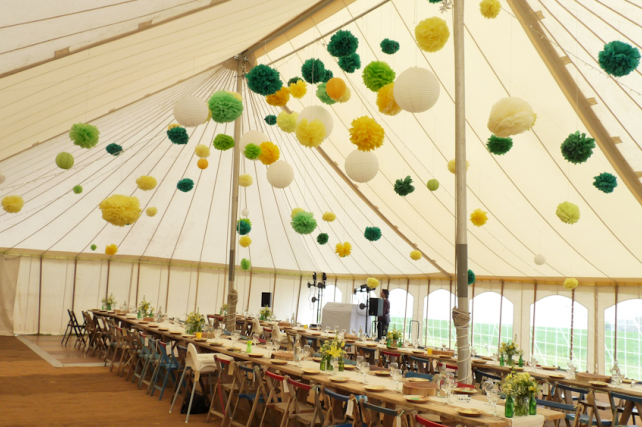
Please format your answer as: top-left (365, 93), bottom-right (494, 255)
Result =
top-left (259, 141), bottom-right (280, 165)
top-left (277, 111), bottom-right (299, 133)
top-left (322, 212), bottom-right (336, 222)
top-left (195, 144), bottom-right (210, 158)
top-left (227, 91), bottom-right (242, 101)
top-left (470, 209), bottom-right (488, 227)
top-left (239, 174), bottom-right (253, 187)
top-left (415, 17), bottom-right (450, 53)
top-left (146, 207), bottom-right (158, 217)
top-left (447, 159), bottom-right (470, 174)
top-left (367, 277), bottom-right (380, 289)
top-left (168, 123), bottom-right (180, 131)
top-left (376, 83), bottom-right (401, 116)
top-left (105, 244), bottom-right (118, 256)
top-left (239, 236), bottom-right (252, 248)
top-left (2, 195), bottom-right (24, 213)
top-left (291, 207), bottom-right (305, 218)
top-left (338, 87), bottom-right (351, 103)
top-left (204, 110), bottom-right (212, 123)
top-left (99, 194), bottom-right (142, 227)
top-left (136, 176), bottom-right (157, 191)
top-left (410, 250), bottom-right (422, 261)
top-left (563, 278), bottom-right (579, 290)
top-left (480, 0), bottom-right (501, 18)
top-left (487, 97), bottom-right (537, 138)
top-left (556, 201), bottom-right (580, 225)
top-left (265, 87), bottom-right (290, 107)
top-left (296, 119), bottom-right (326, 148)
top-left (335, 242), bottom-right (352, 258)
top-left (349, 116), bottom-right (385, 152)
top-left (289, 80), bottom-right (307, 99)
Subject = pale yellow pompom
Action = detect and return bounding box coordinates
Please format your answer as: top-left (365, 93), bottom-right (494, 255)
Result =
top-left (239, 174), bottom-right (253, 187)
top-left (136, 175), bottom-right (157, 191)
top-left (410, 250), bottom-right (422, 261)
top-left (480, 0), bottom-right (501, 19)
top-left (265, 87), bottom-right (290, 107)
top-left (447, 159), bottom-right (470, 174)
top-left (415, 17), bottom-right (450, 53)
top-left (277, 111), bottom-right (299, 133)
top-left (289, 80), bottom-right (307, 99)
top-left (322, 212), bottom-right (336, 222)
top-left (194, 144), bottom-right (210, 158)
top-left (99, 194), bottom-right (142, 227)
top-left (338, 87), bottom-right (351, 103)
top-left (168, 123), bottom-right (180, 131)
top-left (556, 201), bottom-right (580, 224)
top-left (376, 83), bottom-right (401, 116)
top-left (487, 97), bottom-right (537, 138)
top-left (367, 277), bottom-right (380, 289)
top-left (258, 141), bottom-right (280, 165)
top-left (349, 116), bottom-right (385, 152)
top-left (105, 244), bottom-right (118, 256)
top-left (563, 278), bottom-right (579, 290)
top-left (227, 91), bottom-right (242, 101)
top-left (146, 207), bottom-right (158, 217)
top-left (2, 195), bottom-right (24, 213)
top-left (239, 236), bottom-right (252, 247)
top-left (291, 207), bottom-right (305, 219)
top-left (470, 208), bottom-right (488, 227)
top-left (296, 119), bottom-right (326, 148)
top-left (335, 242), bottom-right (352, 258)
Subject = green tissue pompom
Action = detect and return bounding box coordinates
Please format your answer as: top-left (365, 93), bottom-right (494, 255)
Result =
top-left (69, 123), bottom-right (100, 149)
top-left (327, 30), bottom-right (359, 57)
top-left (288, 77), bottom-right (303, 86)
top-left (339, 53), bottom-right (361, 73)
top-left (394, 176), bottom-right (415, 196)
top-left (321, 69), bottom-right (333, 83)
top-left (239, 217), bottom-right (252, 227)
top-left (167, 127), bottom-right (189, 145)
top-left (72, 185), bottom-right (83, 194)
top-left (487, 135), bottom-right (513, 155)
top-left (598, 41), bottom-right (640, 77)
top-left (468, 269), bottom-right (475, 285)
top-left (364, 226), bottom-right (382, 242)
top-left (556, 201), bottom-right (580, 224)
top-left (208, 91), bottom-right (243, 123)
top-left (291, 211), bottom-right (317, 235)
top-left (362, 61), bottom-right (395, 92)
top-left (264, 115), bottom-right (277, 125)
top-left (593, 172), bottom-right (617, 193)
top-left (213, 134), bottom-right (234, 151)
top-left (90, 244), bottom-right (97, 251)
top-left (244, 143), bottom-right (262, 160)
top-left (429, 0), bottom-right (442, 3)
top-left (246, 64), bottom-right (282, 96)
top-left (316, 83), bottom-right (336, 105)
top-left (317, 233), bottom-right (329, 245)
top-left (237, 219), bottom-right (251, 235)
top-left (561, 131), bottom-right (595, 164)
top-left (177, 178), bottom-right (194, 192)
top-left (106, 143), bottom-right (123, 156)
top-left (302, 58), bottom-right (326, 84)
top-left (241, 258), bottom-right (251, 271)
top-left (380, 38), bottom-right (400, 55)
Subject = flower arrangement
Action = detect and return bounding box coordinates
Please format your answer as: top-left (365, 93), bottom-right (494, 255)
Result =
top-left (499, 337), bottom-right (523, 365)
top-left (259, 305), bottom-right (272, 320)
top-left (502, 372), bottom-right (539, 399)
top-left (138, 297), bottom-right (154, 318)
top-left (101, 293), bottom-right (117, 310)
top-left (320, 336), bottom-right (346, 359)
top-left (220, 304), bottom-right (228, 315)
top-left (387, 327), bottom-right (403, 346)
top-left (185, 311), bottom-right (205, 334)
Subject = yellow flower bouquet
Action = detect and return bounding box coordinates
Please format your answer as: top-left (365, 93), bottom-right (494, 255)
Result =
top-left (137, 297), bottom-right (154, 318)
top-left (185, 311), bottom-right (205, 334)
top-left (101, 293), bottom-right (117, 310)
top-left (259, 305), bottom-right (272, 320)
top-left (499, 337), bottom-right (523, 365)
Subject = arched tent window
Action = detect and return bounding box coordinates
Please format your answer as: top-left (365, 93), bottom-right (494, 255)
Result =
top-left (605, 299), bottom-right (642, 379)
top-left (530, 295), bottom-right (588, 371)
top-left (389, 289), bottom-right (414, 342)
top-left (423, 289), bottom-right (456, 349)
top-left (470, 292), bottom-right (514, 356)
top-left (322, 285), bottom-right (342, 309)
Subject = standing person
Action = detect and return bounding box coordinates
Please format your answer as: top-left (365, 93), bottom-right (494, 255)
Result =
top-left (377, 289), bottom-right (390, 340)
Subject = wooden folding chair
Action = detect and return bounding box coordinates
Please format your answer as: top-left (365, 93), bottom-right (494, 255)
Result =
top-left (227, 365), bottom-right (270, 427)
top-left (409, 356), bottom-right (432, 374)
top-left (380, 350), bottom-right (403, 367)
top-left (609, 389), bottom-right (642, 425)
top-left (359, 399), bottom-right (411, 427)
top-left (280, 376), bottom-right (323, 427)
top-left (321, 386), bottom-right (364, 427)
top-left (358, 346), bottom-right (377, 365)
top-left (258, 370), bottom-right (290, 426)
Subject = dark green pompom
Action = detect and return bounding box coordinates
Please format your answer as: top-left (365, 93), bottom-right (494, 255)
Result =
top-left (317, 233), bottom-right (329, 245)
top-left (264, 115), bottom-right (277, 126)
top-left (213, 134), bottom-right (234, 151)
top-left (167, 127), bottom-right (189, 145)
top-left (429, 0), bottom-right (442, 3)
top-left (593, 172), bottom-right (618, 193)
top-left (487, 135), bottom-right (513, 155)
top-left (394, 176), bottom-right (415, 196)
top-left (72, 185), bottom-right (83, 194)
top-left (244, 143), bottom-right (262, 160)
top-left (321, 69), bottom-right (333, 83)
top-left (598, 41), bottom-right (640, 77)
top-left (246, 64), bottom-right (282, 96)
top-left (339, 53), bottom-right (361, 73)
top-left (302, 58), bottom-right (327, 84)
top-left (177, 178), bottom-right (194, 192)
top-left (90, 244), bottom-right (97, 251)
top-left (327, 30), bottom-right (359, 57)
top-left (561, 131), bottom-right (595, 164)
top-left (364, 226), bottom-right (382, 242)
top-left (380, 38), bottom-right (400, 55)
top-left (288, 77), bottom-right (303, 86)
top-left (241, 258), bottom-right (251, 271)
top-left (106, 143), bottom-right (123, 156)
top-left (468, 269), bottom-right (475, 285)
top-left (237, 219), bottom-right (252, 235)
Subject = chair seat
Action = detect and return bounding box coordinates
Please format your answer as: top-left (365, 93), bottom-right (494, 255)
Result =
top-left (239, 393), bottom-right (264, 402)
top-left (294, 411), bottom-right (317, 422)
top-left (566, 414), bottom-right (613, 426)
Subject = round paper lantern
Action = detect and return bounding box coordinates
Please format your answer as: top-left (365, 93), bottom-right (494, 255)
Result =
top-left (267, 161), bottom-right (294, 189)
top-left (326, 78), bottom-right (347, 101)
top-left (345, 150), bottom-right (379, 183)
top-left (239, 130), bottom-right (269, 151)
top-left (241, 208), bottom-right (250, 217)
top-left (393, 67), bottom-right (440, 113)
top-left (173, 96), bottom-right (209, 127)
top-left (55, 152), bottom-right (75, 170)
top-left (427, 179), bottom-right (439, 191)
top-left (534, 254), bottom-right (545, 266)
top-left (197, 158), bottom-right (208, 169)
top-left (298, 106), bottom-right (333, 139)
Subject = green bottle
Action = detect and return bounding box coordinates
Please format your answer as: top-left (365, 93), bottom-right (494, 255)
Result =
top-left (505, 396), bottom-right (514, 418)
top-left (137, 309), bottom-right (141, 319)
top-left (246, 339), bottom-right (252, 354)
top-left (320, 356), bottom-right (327, 371)
top-left (529, 396), bottom-right (537, 415)
top-left (338, 358), bottom-right (345, 372)
top-left (518, 355), bottom-right (524, 367)
top-left (500, 355), bottom-right (505, 366)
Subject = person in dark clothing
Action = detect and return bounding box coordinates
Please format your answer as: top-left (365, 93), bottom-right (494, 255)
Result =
top-left (377, 289), bottom-right (390, 339)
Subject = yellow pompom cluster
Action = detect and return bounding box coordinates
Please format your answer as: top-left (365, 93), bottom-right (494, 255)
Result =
top-left (338, 87), bottom-right (351, 103)
top-left (99, 194), bottom-right (142, 227)
top-left (259, 141), bottom-right (280, 165)
top-left (447, 159), bottom-right (470, 174)
top-left (291, 207), bottom-right (305, 218)
top-left (195, 144), bottom-right (210, 158)
top-left (296, 119), bottom-right (326, 148)
top-left (146, 207), bottom-right (158, 217)
top-left (410, 250), bottom-right (422, 261)
top-left (349, 116), bottom-right (385, 152)
top-left (1, 195), bottom-right (24, 213)
top-left (367, 277), bottom-right (380, 289)
top-left (168, 123), bottom-right (180, 131)
top-left (105, 244), bottom-right (118, 256)
top-left (266, 87), bottom-right (290, 107)
top-left (239, 174), bottom-right (253, 187)
top-left (227, 91), bottom-right (242, 101)
top-left (376, 83), bottom-right (401, 116)
top-left (335, 242), bottom-right (352, 258)
top-left (239, 236), bottom-right (252, 247)
top-left (289, 80), bottom-right (307, 99)
top-left (470, 208), bottom-right (488, 227)
top-left (277, 111), bottom-right (299, 133)
top-left (480, 0), bottom-right (501, 19)
top-left (322, 212), bottom-right (336, 222)
top-left (136, 175), bottom-right (157, 191)
top-left (563, 278), bottom-right (579, 290)
top-left (415, 17), bottom-right (450, 53)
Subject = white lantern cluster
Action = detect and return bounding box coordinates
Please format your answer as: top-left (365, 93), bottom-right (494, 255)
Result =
top-left (393, 67), bottom-right (440, 113)
top-left (241, 208), bottom-right (249, 217)
top-left (345, 150), bottom-right (379, 183)
top-left (173, 96), bottom-right (209, 127)
top-left (298, 106), bottom-right (334, 138)
top-left (239, 130), bottom-right (269, 151)
top-left (267, 161), bottom-right (294, 189)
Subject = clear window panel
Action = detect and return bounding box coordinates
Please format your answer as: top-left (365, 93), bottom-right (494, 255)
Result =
top-left (469, 292), bottom-right (514, 356)
top-left (604, 300), bottom-right (642, 379)
top-left (389, 289), bottom-right (414, 342)
top-left (423, 290), bottom-right (456, 349)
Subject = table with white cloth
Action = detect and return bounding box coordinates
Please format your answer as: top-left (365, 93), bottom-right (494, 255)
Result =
top-left (320, 303), bottom-right (364, 334)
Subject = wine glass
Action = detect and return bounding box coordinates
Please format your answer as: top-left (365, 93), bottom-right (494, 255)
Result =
top-left (303, 345), bottom-right (311, 361)
top-left (331, 357), bottom-right (340, 375)
top-left (567, 359), bottom-right (577, 379)
top-left (483, 379), bottom-right (494, 405)
top-left (492, 352), bottom-right (499, 363)
top-left (231, 331), bottom-right (240, 349)
top-left (391, 368), bottom-right (403, 392)
top-left (359, 361), bottom-right (370, 383)
top-left (356, 356), bottom-right (364, 366)
top-left (266, 340), bottom-right (273, 357)
top-left (325, 326), bottom-right (330, 336)
top-left (488, 388), bottom-right (501, 419)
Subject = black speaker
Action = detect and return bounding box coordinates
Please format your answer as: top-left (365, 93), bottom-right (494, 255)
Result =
top-left (261, 292), bottom-right (273, 308)
top-left (369, 298), bottom-right (383, 316)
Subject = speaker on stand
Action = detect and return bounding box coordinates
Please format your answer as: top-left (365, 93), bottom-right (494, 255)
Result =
top-left (261, 292), bottom-right (272, 308)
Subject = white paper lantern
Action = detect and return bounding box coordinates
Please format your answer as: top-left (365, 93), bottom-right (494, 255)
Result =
top-left (239, 130), bottom-right (269, 151)
top-left (0, 170), bottom-right (5, 185)
top-left (345, 150), bottom-right (379, 183)
top-left (534, 254), bottom-right (546, 266)
top-left (241, 208), bottom-right (249, 217)
top-left (267, 161), bottom-right (294, 188)
top-left (173, 96), bottom-right (209, 127)
top-left (393, 67), bottom-right (440, 113)
top-left (298, 106), bottom-right (333, 138)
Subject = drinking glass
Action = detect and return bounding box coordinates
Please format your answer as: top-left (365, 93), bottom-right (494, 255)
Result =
top-left (492, 352), bottom-right (499, 363)
top-left (356, 356), bottom-right (364, 366)
top-left (567, 359), bottom-right (577, 380)
top-left (331, 357), bottom-right (340, 375)
top-left (231, 331), bottom-right (240, 348)
top-left (488, 388), bottom-right (501, 419)
top-left (325, 326), bottom-right (330, 335)
top-left (483, 380), bottom-right (494, 405)
top-left (252, 333), bottom-right (260, 347)
top-left (266, 340), bottom-right (273, 357)
top-left (359, 362), bottom-right (370, 383)
top-left (334, 325), bottom-right (340, 334)
top-left (391, 368), bottom-right (403, 392)
top-left (303, 345), bottom-right (311, 361)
